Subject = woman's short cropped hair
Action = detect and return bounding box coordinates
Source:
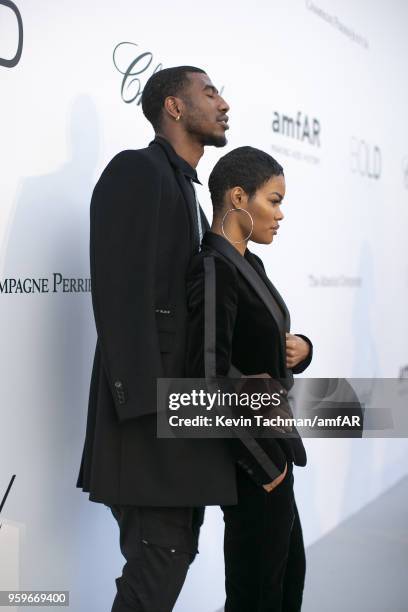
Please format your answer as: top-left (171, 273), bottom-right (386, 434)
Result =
top-left (209, 146), bottom-right (284, 212)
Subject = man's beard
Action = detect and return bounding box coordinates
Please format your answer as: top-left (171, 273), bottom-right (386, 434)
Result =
top-left (200, 132), bottom-right (227, 147)
top-left (184, 112), bottom-right (228, 148)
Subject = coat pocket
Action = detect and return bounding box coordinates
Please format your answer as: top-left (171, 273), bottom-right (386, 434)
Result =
top-left (155, 307), bottom-right (175, 353)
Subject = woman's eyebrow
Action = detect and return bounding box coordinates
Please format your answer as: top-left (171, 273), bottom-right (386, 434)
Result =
top-left (268, 192), bottom-right (284, 200)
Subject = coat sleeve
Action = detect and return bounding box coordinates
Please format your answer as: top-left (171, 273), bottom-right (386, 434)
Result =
top-left (185, 254), bottom-right (285, 483)
top-left (90, 150), bottom-right (163, 423)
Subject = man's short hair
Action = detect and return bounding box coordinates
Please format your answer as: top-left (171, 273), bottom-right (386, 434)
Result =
top-left (141, 66), bottom-right (206, 131)
top-left (209, 146), bottom-right (284, 213)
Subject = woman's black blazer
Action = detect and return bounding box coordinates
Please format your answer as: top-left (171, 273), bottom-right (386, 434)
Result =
top-left (185, 230), bottom-right (313, 485)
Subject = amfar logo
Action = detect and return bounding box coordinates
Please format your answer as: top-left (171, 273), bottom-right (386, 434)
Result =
top-left (0, 1), bottom-right (23, 68)
top-left (272, 111), bottom-right (321, 147)
top-left (113, 42), bottom-right (163, 105)
top-left (402, 157), bottom-right (408, 190)
top-left (0, 274), bottom-right (91, 294)
top-left (350, 137), bottom-right (381, 179)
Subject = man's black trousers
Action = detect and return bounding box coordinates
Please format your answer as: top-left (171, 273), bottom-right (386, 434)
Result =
top-left (108, 462), bottom-right (305, 611)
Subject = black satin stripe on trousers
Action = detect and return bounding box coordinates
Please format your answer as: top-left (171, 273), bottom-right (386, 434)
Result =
top-left (281, 501), bottom-right (306, 612)
top-left (222, 462), bottom-right (305, 612)
top-left (203, 256), bottom-right (281, 481)
top-left (109, 505), bottom-right (203, 611)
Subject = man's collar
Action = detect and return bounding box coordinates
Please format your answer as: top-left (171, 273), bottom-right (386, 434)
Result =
top-left (149, 135), bottom-right (202, 184)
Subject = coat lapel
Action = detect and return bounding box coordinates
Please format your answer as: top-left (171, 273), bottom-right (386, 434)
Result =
top-left (174, 168), bottom-right (196, 246)
top-left (150, 138), bottom-right (210, 249)
top-left (173, 169), bottom-right (211, 239)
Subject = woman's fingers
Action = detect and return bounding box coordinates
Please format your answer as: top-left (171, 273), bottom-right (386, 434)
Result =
top-left (262, 462), bottom-right (288, 493)
top-left (286, 333), bottom-right (310, 367)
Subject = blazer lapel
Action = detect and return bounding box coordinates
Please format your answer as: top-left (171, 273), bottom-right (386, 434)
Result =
top-left (202, 231), bottom-right (288, 359)
top-left (245, 251), bottom-right (291, 332)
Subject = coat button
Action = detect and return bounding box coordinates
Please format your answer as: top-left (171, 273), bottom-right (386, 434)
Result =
top-left (114, 380), bottom-right (123, 388)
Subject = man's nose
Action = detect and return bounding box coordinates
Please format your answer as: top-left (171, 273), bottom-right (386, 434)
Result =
top-left (218, 95), bottom-right (230, 112)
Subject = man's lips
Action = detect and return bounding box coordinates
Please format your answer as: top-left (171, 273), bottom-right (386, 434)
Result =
top-left (217, 117), bottom-right (229, 129)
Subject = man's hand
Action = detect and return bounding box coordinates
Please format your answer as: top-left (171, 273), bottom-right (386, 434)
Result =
top-left (262, 462), bottom-right (287, 493)
top-left (286, 333), bottom-right (310, 369)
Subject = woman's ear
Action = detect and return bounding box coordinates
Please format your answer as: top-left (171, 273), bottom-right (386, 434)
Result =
top-left (230, 186), bottom-right (245, 208)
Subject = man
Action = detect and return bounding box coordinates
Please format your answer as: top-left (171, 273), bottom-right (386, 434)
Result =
top-left (76, 66), bottom-right (237, 611)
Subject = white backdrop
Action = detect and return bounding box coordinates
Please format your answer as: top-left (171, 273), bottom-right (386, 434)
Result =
top-left (1, 1), bottom-right (408, 610)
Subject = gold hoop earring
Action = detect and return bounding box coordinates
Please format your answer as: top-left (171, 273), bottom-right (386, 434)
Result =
top-left (221, 208), bottom-right (254, 244)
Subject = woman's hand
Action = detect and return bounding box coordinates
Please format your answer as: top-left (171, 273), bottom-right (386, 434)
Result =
top-left (285, 333), bottom-right (310, 368)
top-left (262, 462), bottom-right (287, 493)
top-left (235, 373), bottom-right (292, 433)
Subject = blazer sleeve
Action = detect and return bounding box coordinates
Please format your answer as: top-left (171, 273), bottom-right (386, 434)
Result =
top-left (186, 254), bottom-right (239, 379)
top-left (90, 150), bottom-right (163, 423)
top-left (186, 254), bottom-right (285, 483)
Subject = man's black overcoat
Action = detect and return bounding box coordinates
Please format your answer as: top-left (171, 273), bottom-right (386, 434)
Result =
top-left (76, 137), bottom-right (238, 506)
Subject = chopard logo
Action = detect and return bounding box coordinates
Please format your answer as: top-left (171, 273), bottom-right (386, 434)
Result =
top-left (0, 475), bottom-right (16, 529)
top-left (113, 42), bottom-right (225, 106)
top-left (0, 273), bottom-right (91, 294)
top-left (0, 1), bottom-right (23, 68)
top-left (113, 42), bottom-right (163, 105)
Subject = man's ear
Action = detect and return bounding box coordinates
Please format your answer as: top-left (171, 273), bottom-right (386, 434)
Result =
top-left (163, 96), bottom-right (182, 121)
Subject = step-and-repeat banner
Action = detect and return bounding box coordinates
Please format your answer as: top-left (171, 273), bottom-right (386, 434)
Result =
top-left (1, 1), bottom-right (407, 610)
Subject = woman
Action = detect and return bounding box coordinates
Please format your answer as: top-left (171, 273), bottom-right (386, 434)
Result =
top-left (185, 146), bottom-right (313, 611)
